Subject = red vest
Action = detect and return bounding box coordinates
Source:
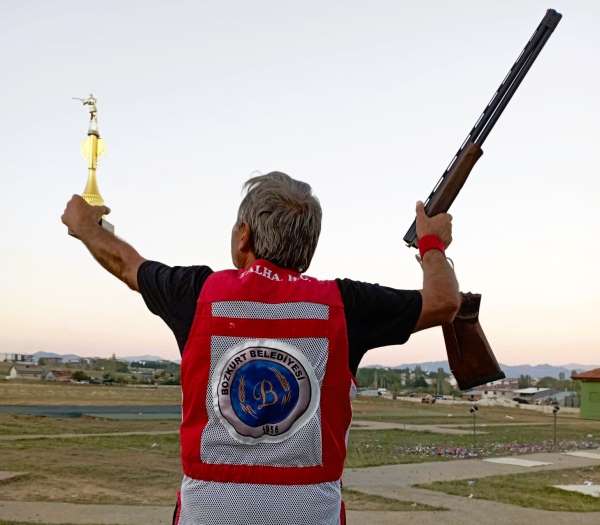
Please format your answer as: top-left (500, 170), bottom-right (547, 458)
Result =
top-left (180, 260), bottom-right (353, 485)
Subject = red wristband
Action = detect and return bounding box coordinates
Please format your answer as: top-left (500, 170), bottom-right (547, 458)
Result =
top-left (418, 234), bottom-right (446, 259)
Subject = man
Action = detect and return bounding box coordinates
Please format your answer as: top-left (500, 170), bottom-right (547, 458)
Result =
top-left (62, 171), bottom-right (459, 525)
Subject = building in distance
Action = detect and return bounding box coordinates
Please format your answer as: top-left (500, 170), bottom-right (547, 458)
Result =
top-left (0, 353), bottom-right (34, 363)
top-left (512, 387), bottom-right (557, 404)
top-left (572, 368), bottom-right (600, 420)
top-left (7, 364), bottom-right (44, 380)
top-left (39, 357), bottom-right (64, 366)
top-left (43, 370), bottom-right (73, 382)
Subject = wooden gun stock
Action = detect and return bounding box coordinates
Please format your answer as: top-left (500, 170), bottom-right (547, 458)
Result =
top-left (425, 143), bottom-right (482, 216)
top-left (442, 292), bottom-right (505, 390)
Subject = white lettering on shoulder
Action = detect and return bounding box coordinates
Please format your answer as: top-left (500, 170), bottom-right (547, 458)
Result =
top-left (241, 265), bottom-right (282, 282)
top-left (288, 274), bottom-right (312, 282)
top-left (241, 264), bottom-right (315, 283)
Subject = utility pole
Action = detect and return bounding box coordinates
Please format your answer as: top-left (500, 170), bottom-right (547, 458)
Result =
top-left (553, 404), bottom-right (560, 450)
top-left (470, 404), bottom-right (479, 448)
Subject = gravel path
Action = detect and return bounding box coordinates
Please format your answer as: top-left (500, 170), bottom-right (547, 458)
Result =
top-left (343, 449), bottom-right (600, 524)
top-left (356, 487), bottom-right (600, 525)
top-left (0, 500), bottom-right (173, 525)
top-left (0, 501), bottom-right (406, 525)
top-left (351, 420), bottom-right (483, 435)
top-left (1, 496), bottom-right (599, 525)
top-left (344, 449), bottom-right (600, 487)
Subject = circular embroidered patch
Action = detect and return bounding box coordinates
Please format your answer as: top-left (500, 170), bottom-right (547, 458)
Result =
top-left (213, 340), bottom-right (320, 444)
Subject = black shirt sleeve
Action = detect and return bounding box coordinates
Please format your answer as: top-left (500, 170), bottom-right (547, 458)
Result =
top-left (137, 261), bottom-right (213, 353)
top-left (336, 279), bottom-right (422, 376)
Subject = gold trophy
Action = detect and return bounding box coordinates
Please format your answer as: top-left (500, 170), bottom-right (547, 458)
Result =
top-left (73, 94), bottom-right (114, 233)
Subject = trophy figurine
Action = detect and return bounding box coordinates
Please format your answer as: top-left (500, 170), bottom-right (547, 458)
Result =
top-left (73, 93), bottom-right (114, 233)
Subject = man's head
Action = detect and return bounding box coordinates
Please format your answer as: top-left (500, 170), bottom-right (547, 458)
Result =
top-left (231, 172), bottom-right (322, 273)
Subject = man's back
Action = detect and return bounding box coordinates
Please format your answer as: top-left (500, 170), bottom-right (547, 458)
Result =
top-left (177, 260), bottom-right (352, 524)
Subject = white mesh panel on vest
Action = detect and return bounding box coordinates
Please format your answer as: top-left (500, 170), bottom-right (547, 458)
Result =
top-left (212, 301), bottom-right (329, 320)
top-left (201, 336), bottom-right (328, 466)
top-left (179, 476), bottom-right (341, 525)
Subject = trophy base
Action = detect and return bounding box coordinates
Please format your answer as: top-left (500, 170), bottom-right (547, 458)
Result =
top-left (101, 218), bottom-right (114, 234)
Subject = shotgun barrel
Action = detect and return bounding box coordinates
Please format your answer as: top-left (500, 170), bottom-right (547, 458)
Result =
top-left (403, 9), bottom-right (562, 247)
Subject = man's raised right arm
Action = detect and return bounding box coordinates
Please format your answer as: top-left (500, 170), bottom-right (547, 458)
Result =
top-left (61, 195), bottom-right (145, 291)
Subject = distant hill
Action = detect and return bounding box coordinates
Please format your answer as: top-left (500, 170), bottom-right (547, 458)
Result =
top-left (390, 361), bottom-right (451, 373)
top-left (120, 355), bottom-right (174, 363)
top-left (500, 363), bottom-right (597, 379)
top-left (363, 360), bottom-right (599, 379)
top-left (33, 351), bottom-right (83, 363)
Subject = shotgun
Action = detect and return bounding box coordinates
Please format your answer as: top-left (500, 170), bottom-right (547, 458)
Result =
top-left (405, 9), bottom-right (562, 390)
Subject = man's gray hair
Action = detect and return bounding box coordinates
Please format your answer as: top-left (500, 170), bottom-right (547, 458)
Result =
top-left (237, 172), bottom-right (322, 273)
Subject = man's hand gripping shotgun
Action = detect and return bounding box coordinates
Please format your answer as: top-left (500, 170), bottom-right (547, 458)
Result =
top-left (404, 9), bottom-right (562, 390)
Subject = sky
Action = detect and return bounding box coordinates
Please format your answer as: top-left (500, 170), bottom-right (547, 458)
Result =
top-left (1, 1), bottom-right (599, 367)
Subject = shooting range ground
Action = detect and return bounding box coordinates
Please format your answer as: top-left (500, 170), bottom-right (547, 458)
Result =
top-left (1, 386), bottom-right (600, 510)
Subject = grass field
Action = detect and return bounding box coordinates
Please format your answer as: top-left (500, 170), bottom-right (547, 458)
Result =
top-left (419, 465), bottom-right (600, 512)
top-left (1, 383), bottom-right (599, 512)
top-left (347, 424), bottom-right (600, 465)
top-left (0, 381), bottom-right (180, 405)
top-left (0, 414), bottom-right (178, 436)
top-left (0, 433), bottom-right (443, 511)
top-left (0, 386), bottom-right (453, 510)
top-left (0, 433), bottom-right (182, 505)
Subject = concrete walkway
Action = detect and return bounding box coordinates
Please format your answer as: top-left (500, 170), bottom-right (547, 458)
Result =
top-left (0, 500), bottom-right (173, 525)
top-left (344, 449), bottom-right (600, 487)
top-left (351, 419), bottom-right (484, 435)
top-left (1, 491), bottom-right (599, 525)
top-left (353, 487), bottom-right (600, 525)
top-left (0, 501), bottom-right (404, 525)
top-left (343, 449), bottom-right (600, 525)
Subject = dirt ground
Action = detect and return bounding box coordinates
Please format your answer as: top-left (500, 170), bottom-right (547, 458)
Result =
top-left (1, 386), bottom-right (600, 522)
